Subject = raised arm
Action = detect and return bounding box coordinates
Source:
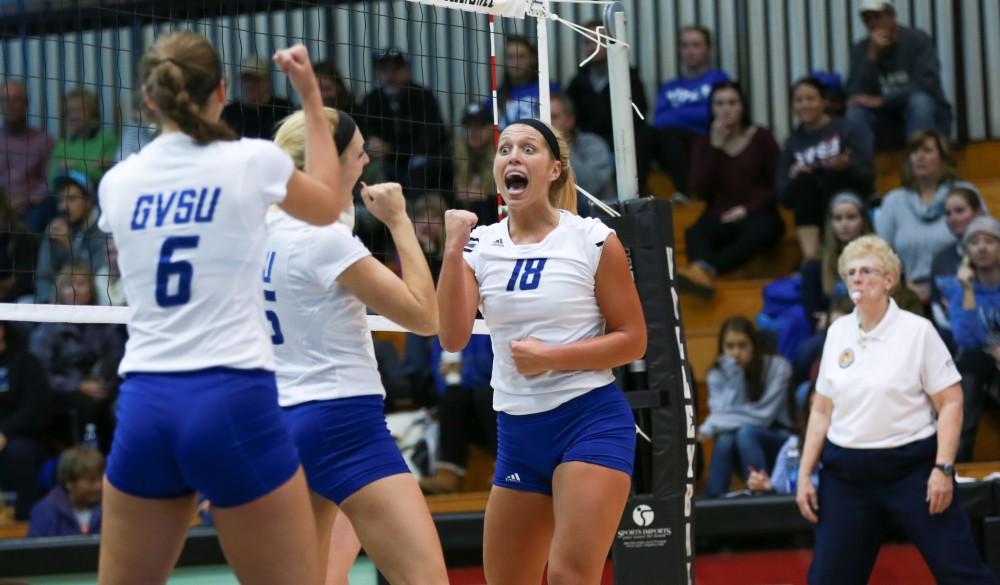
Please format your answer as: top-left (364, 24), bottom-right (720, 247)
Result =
top-left (274, 45), bottom-right (347, 225)
top-left (338, 183), bottom-right (437, 336)
top-left (436, 210), bottom-right (480, 352)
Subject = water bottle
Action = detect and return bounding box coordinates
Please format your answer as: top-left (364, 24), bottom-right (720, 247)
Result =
top-left (82, 423), bottom-right (99, 450)
top-left (440, 351), bottom-right (462, 387)
top-left (785, 436), bottom-right (800, 494)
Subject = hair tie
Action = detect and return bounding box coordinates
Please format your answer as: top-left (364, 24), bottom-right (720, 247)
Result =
top-left (333, 110), bottom-right (357, 154)
top-left (510, 118), bottom-right (561, 161)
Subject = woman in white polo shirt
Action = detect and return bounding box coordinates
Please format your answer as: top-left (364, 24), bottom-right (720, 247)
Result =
top-left (796, 235), bottom-right (996, 585)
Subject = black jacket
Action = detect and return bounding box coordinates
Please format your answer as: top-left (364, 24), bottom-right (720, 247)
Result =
top-left (358, 83), bottom-right (449, 159)
top-left (566, 64), bottom-right (648, 150)
top-left (0, 325), bottom-right (50, 439)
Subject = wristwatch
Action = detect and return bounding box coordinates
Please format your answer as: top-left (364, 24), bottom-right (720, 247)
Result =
top-left (934, 462), bottom-right (956, 476)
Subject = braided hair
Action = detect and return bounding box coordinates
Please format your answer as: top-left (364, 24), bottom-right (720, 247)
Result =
top-left (139, 31), bottom-right (236, 145)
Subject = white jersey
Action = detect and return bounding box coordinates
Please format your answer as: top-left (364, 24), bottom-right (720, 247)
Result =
top-left (264, 209), bottom-right (384, 407)
top-left (463, 210), bottom-right (615, 415)
top-left (98, 133), bottom-right (294, 374)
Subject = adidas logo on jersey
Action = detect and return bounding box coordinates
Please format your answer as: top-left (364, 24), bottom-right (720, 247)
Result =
top-left (491, 238), bottom-right (504, 247)
top-left (504, 473), bottom-right (521, 483)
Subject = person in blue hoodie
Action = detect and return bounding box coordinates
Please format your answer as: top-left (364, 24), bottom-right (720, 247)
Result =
top-left (640, 25), bottom-right (729, 197)
top-left (698, 317), bottom-right (793, 497)
top-left (937, 216), bottom-right (1000, 462)
top-left (27, 445), bottom-right (104, 537)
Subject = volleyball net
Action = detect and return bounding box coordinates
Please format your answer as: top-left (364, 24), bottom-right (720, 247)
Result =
top-left (0, 1), bottom-right (691, 582)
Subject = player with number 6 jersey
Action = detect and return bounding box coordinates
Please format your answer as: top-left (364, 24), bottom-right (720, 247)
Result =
top-left (437, 118), bottom-right (647, 585)
top-left (95, 32), bottom-right (348, 585)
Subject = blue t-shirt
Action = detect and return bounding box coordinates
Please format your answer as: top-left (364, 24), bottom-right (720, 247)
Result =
top-left (652, 69), bottom-right (730, 133)
top-left (500, 81), bottom-right (561, 128)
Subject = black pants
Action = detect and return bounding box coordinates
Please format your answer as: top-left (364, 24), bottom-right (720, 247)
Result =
top-left (781, 170), bottom-right (872, 228)
top-left (0, 436), bottom-right (45, 520)
top-left (684, 207), bottom-right (785, 274)
top-left (957, 349), bottom-right (997, 462)
top-left (436, 384), bottom-right (497, 470)
top-left (810, 436), bottom-right (996, 585)
top-left (637, 125), bottom-right (694, 195)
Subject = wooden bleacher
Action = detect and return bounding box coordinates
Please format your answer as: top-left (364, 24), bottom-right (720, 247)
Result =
top-left (678, 140), bottom-right (1000, 472)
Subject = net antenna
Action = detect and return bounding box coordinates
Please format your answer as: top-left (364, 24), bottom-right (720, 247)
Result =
top-left (407, 0), bottom-right (637, 215)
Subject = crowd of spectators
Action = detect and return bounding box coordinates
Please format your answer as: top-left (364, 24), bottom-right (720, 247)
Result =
top-left (0, 0), bottom-right (998, 523)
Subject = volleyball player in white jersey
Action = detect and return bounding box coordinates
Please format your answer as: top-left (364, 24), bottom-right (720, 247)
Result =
top-left (438, 118), bottom-right (647, 584)
top-left (95, 32), bottom-right (349, 585)
top-left (267, 108), bottom-right (448, 585)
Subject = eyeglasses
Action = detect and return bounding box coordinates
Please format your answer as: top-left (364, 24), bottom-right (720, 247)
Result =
top-left (844, 266), bottom-right (882, 279)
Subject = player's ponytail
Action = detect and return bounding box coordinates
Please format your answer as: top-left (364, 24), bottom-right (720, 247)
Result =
top-left (548, 125), bottom-right (577, 214)
top-left (140, 31), bottom-right (236, 145)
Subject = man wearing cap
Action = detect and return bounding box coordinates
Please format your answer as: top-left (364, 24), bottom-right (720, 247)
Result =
top-left (221, 55), bottom-right (294, 139)
top-left (454, 101), bottom-right (496, 220)
top-left (0, 80), bottom-right (55, 229)
top-left (35, 171), bottom-right (107, 303)
top-left (845, 0), bottom-right (952, 151)
top-left (358, 47), bottom-right (451, 193)
top-left (938, 215), bottom-right (1000, 462)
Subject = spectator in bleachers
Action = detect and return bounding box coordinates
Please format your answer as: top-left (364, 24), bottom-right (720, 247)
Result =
top-left (936, 216), bottom-right (1000, 462)
top-left (0, 321), bottom-right (50, 521)
top-left (0, 80), bottom-right (55, 231)
top-left (550, 93), bottom-right (613, 206)
top-left (30, 265), bottom-right (124, 451)
top-left (810, 71), bottom-right (848, 118)
top-left (497, 36), bottom-right (559, 127)
top-left (359, 47), bottom-right (452, 193)
top-left (641, 25), bottom-right (729, 197)
top-left (845, 0), bottom-right (952, 151)
top-left (566, 19), bottom-right (647, 152)
top-left (221, 56), bottom-right (294, 139)
top-left (453, 102), bottom-right (497, 221)
top-left (778, 77), bottom-right (874, 261)
top-left (115, 90), bottom-right (155, 162)
top-left (676, 81), bottom-right (783, 296)
top-left (698, 316), bottom-right (793, 497)
top-left (27, 446), bottom-right (103, 537)
top-left (875, 129), bottom-right (980, 305)
top-left (930, 187), bottom-right (986, 340)
top-left (409, 192), bottom-right (448, 281)
top-left (419, 335), bottom-right (495, 495)
top-left (94, 239), bottom-right (125, 307)
top-left (801, 192), bottom-right (873, 330)
top-left (49, 89), bottom-right (117, 189)
top-left (313, 60), bottom-right (356, 112)
top-left (34, 171), bottom-right (108, 303)
top-left (0, 190), bottom-right (38, 302)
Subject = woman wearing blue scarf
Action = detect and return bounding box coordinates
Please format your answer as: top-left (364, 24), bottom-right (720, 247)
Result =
top-left (875, 129), bottom-right (980, 304)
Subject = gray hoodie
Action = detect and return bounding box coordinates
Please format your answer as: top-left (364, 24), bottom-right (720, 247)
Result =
top-left (846, 24), bottom-right (950, 113)
top-left (699, 354), bottom-right (793, 437)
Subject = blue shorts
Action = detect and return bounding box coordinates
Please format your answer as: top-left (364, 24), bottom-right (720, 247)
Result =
top-left (106, 368), bottom-right (300, 508)
top-left (494, 383), bottom-right (635, 495)
top-left (282, 395), bottom-right (410, 505)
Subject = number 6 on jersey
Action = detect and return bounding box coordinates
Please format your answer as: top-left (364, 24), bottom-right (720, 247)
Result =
top-left (506, 258), bottom-right (548, 291)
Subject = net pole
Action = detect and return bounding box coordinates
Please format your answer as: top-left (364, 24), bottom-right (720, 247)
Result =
top-left (535, 0), bottom-right (552, 123)
top-left (605, 3), bottom-right (640, 200)
top-left (490, 14), bottom-right (504, 219)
